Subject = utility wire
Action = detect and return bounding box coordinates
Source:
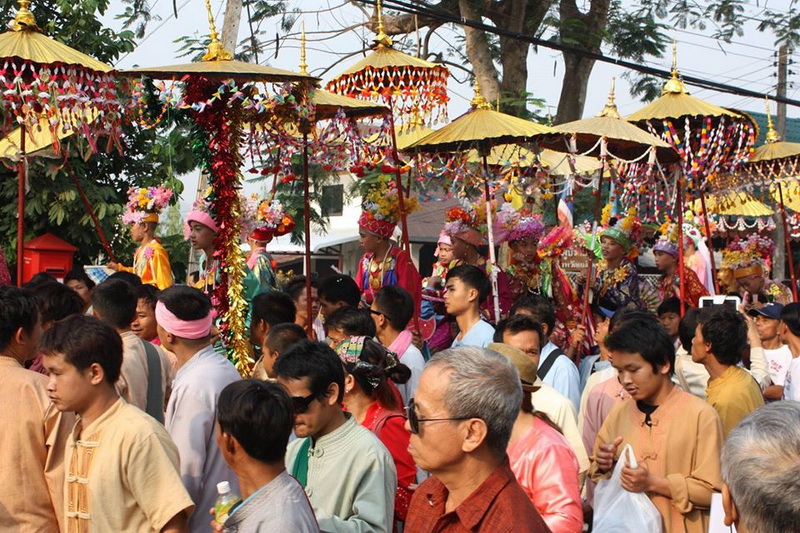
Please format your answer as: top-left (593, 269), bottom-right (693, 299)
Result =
top-left (369, 0), bottom-right (800, 109)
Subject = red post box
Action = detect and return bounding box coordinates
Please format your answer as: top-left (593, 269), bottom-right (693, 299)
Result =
top-left (22, 233), bottom-right (77, 283)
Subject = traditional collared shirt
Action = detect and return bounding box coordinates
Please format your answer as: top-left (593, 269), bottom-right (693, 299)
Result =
top-left (119, 239), bottom-right (174, 290)
top-left (64, 398), bottom-right (194, 533)
top-left (706, 365), bottom-right (764, 439)
top-left (405, 459), bottom-right (549, 532)
top-left (222, 471), bottom-right (318, 532)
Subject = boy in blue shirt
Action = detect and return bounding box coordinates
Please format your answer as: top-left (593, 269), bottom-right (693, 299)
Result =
top-left (445, 265), bottom-right (495, 348)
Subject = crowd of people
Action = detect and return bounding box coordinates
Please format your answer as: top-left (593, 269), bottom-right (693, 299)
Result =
top-left (3, 184), bottom-right (800, 533)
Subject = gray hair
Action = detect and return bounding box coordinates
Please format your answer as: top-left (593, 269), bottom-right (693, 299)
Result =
top-left (428, 346), bottom-right (522, 456)
top-left (721, 402), bottom-right (800, 533)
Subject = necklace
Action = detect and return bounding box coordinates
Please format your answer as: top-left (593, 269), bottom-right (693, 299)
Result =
top-left (368, 246), bottom-right (392, 291)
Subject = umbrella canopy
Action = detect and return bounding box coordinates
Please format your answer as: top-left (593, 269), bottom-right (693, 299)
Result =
top-left (325, 0), bottom-right (448, 124)
top-left (466, 144), bottom-right (601, 175)
top-left (550, 80), bottom-right (678, 163)
top-left (691, 191), bottom-right (774, 217)
top-left (0, 22), bottom-right (111, 72)
top-left (121, 60), bottom-right (316, 83)
top-left (408, 87), bottom-right (554, 153)
top-left (626, 77), bottom-right (741, 122)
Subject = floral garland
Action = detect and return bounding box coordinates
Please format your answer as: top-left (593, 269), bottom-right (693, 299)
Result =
top-left (185, 78), bottom-right (252, 376)
top-left (444, 199), bottom-right (488, 237)
top-left (121, 186), bottom-right (173, 224)
top-left (362, 173), bottom-right (419, 223)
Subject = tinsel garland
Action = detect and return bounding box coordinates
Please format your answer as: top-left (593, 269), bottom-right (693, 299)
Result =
top-left (185, 78), bottom-right (252, 376)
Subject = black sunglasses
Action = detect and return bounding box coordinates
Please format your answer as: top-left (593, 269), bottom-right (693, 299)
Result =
top-left (405, 398), bottom-right (472, 435)
top-left (369, 308), bottom-right (386, 318)
top-left (291, 392), bottom-right (319, 415)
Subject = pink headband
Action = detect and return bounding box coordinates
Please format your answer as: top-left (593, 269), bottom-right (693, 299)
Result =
top-left (184, 211), bottom-right (219, 239)
top-left (155, 301), bottom-right (213, 339)
top-left (437, 231), bottom-right (451, 246)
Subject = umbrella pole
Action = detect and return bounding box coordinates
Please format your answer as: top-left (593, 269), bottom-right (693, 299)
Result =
top-left (16, 124), bottom-right (26, 287)
top-left (699, 190), bottom-right (720, 294)
top-left (777, 182), bottom-right (798, 302)
top-left (386, 105), bottom-right (412, 255)
top-left (581, 160), bottom-right (605, 328)
top-left (482, 155), bottom-right (501, 321)
top-left (302, 131), bottom-right (314, 337)
top-left (677, 176), bottom-right (686, 317)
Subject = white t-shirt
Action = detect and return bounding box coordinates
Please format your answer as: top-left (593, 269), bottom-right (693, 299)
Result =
top-left (782, 357), bottom-right (800, 401)
top-left (452, 320), bottom-right (495, 348)
top-left (764, 345), bottom-right (793, 387)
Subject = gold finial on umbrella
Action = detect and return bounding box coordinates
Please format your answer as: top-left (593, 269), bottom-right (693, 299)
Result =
top-left (765, 97), bottom-right (780, 144)
top-left (13, 0), bottom-right (38, 31)
top-left (299, 22), bottom-right (308, 75)
top-left (374, 0), bottom-right (393, 48)
top-left (202, 0), bottom-right (233, 61)
top-left (470, 80), bottom-right (492, 110)
top-left (662, 40), bottom-right (689, 95)
top-left (598, 77), bottom-right (621, 119)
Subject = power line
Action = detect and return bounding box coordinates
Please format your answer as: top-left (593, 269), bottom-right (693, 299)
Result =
top-left (370, 0), bottom-right (800, 109)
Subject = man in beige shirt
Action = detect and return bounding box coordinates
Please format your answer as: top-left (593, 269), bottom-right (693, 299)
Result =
top-left (42, 314), bottom-right (194, 532)
top-left (93, 279), bottom-right (172, 418)
top-left (0, 286), bottom-right (71, 532)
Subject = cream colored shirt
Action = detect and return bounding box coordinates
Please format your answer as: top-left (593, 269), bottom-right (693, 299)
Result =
top-left (64, 398), bottom-right (194, 532)
top-left (532, 380), bottom-right (590, 475)
top-left (118, 332), bottom-right (174, 413)
top-left (0, 356), bottom-right (71, 532)
top-left (705, 365), bottom-right (765, 439)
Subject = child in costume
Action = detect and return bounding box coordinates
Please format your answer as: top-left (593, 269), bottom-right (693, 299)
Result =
top-left (721, 235), bottom-right (792, 308)
top-left (421, 232), bottom-right (455, 352)
top-left (653, 221), bottom-right (709, 308)
top-left (682, 218), bottom-right (716, 295)
top-left (591, 205), bottom-right (644, 310)
top-left (443, 200), bottom-right (512, 322)
top-left (245, 199), bottom-right (295, 294)
top-left (495, 204), bottom-right (546, 297)
top-left (108, 186), bottom-right (174, 290)
top-left (355, 176), bottom-right (421, 317)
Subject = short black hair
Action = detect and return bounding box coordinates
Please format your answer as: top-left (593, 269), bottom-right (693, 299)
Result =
top-left (40, 315), bottom-right (122, 384)
top-left (31, 282), bottom-right (85, 324)
top-left (699, 307), bottom-right (748, 366)
top-left (274, 340), bottom-right (346, 403)
top-left (137, 284), bottom-right (159, 309)
top-left (510, 294), bottom-right (556, 333)
top-left (446, 264), bottom-right (491, 303)
top-left (0, 286), bottom-right (39, 352)
top-left (64, 269), bottom-right (96, 290)
top-left (157, 285), bottom-right (212, 321)
top-left (252, 291), bottom-right (296, 327)
top-left (266, 323), bottom-right (307, 355)
top-left (92, 279), bottom-right (138, 329)
top-left (217, 380), bottom-right (293, 463)
top-left (494, 314), bottom-right (544, 345)
top-left (325, 306), bottom-right (376, 337)
top-left (657, 297), bottom-right (681, 317)
top-left (23, 272), bottom-right (58, 289)
top-left (284, 276), bottom-right (318, 302)
top-left (605, 314), bottom-right (675, 376)
top-left (609, 309), bottom-right (653, 334)
top-left (106, 271), bottom-right (143, 288)
top-left (374, 285), bottom-right (414, 331)
top-left (679, 308), bottom-right (701, 353)
top-left (781, 303), bottom-right (800, 338)
top-left (318, 275), bottom-right (361, 307)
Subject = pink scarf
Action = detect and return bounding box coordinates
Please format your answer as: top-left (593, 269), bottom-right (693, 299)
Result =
top-left (388, 330), bottom-right (413, 360)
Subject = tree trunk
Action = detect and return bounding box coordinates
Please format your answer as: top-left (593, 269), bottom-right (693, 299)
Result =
top-left (221, 0), bottom-right (243, 54)
top-left (458, 0), bottom-right (500, 101)
top-left (556, 53), bottom-right (597, 122)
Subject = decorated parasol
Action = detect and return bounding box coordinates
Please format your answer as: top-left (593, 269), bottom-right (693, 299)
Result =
top-left (119, 1), bottom-right (315, 374)
top-left (0, 0), bottom-right (124, 286)
top-left (409, 83), bottom-right (554, 319)
top-left (628, 45), bottom-right (756, 314)
top-left (326, 0), bottom-right (450, 255)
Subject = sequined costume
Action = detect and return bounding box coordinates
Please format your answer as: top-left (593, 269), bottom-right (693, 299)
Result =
top-left (117, 239), bottom-right (174, 290)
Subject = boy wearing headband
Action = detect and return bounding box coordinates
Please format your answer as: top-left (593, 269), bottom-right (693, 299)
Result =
top-left (157, 285), bottom-right (241, 533)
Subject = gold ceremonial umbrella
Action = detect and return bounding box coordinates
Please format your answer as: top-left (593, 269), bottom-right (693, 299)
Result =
top-left (465, 144), bottom-right (601, 175)
top-left (690, 191), bottom-right (774, 217)
top-left (0, 1), bottom-right (121, 286)
top-left (409, 84), bottom-right (554, 319)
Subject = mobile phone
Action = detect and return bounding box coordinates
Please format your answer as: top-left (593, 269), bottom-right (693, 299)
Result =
top-left (698, 295), bottom-right (742, 310)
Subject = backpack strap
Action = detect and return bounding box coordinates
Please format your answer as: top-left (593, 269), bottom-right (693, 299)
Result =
top-left (537, 347), bottom-right (563, 381)
top-left (372, 411), bottom-right (406, 438)
top-left (142, 341), bottom-right (164, 423)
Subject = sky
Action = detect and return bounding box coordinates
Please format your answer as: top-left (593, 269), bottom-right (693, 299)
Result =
top-left (101, 0), bottom-right (800, 208)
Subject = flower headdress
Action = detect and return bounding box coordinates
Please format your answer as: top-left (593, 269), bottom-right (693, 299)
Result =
top-left (538, 225), bottom-right (575, 260)
top-left (494, 203), bottom-right (545, 244)
top-left (600, 205), bottom-right (642, 256)
top-left (443, 199), bottom-right (488, 247)
top-left (722, 234), bottom-right (774, 278)
top-left (184, 188), bottom-right (219, 238)
top-left (653, 219), bottom-right (680, 258)
top-left (359, 175), bottom-right (419, 239)
top-left (122, 186), bottom-right (173, 225)
top-left (245, 198), bottom-right (296, 243)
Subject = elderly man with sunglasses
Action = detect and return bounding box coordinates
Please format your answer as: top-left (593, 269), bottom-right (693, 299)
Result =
top-left (404, 346), bottom-right (550, 532)
top-left (274, 339), bottom-right (397, 533)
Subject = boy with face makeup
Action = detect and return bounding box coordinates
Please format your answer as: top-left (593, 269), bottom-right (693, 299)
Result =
top-left (590, 314), bottom-right (723, 533)
top-left (275, 339), bottom-right (396, 533)
top-left (42, 315), bottom-right (193, 533)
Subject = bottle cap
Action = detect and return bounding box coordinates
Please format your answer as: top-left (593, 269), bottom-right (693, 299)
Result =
top-left (216, 481), bottom-right (231, 494)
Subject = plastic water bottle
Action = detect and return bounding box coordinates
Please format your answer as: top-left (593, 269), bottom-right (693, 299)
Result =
top-left (214, 481), bottom-right (241, 526)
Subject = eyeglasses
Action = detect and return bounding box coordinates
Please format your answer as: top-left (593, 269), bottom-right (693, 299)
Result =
top-left (405, 398), bottom-right (473, 435)
top-left (368, 309), bottom-right (386, 318)
top-left (291, 392), bottom-right (319, 415)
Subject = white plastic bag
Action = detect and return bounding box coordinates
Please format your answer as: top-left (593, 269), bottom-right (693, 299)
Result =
top-left (592, 444), bottom-right (663, 533)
